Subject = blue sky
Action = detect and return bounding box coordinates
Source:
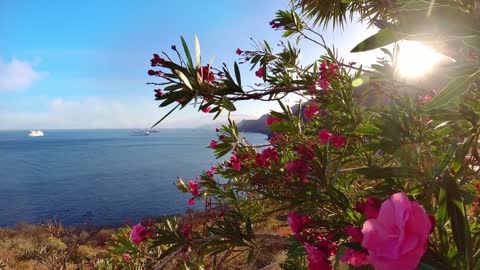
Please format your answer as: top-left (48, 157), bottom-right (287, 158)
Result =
top-left (0, 0), bottom-right (376, 130)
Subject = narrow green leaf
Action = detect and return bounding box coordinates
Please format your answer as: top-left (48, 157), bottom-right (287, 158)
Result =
top-left (151, 103), bottom-right (181, 128)
top-left (351, 28), bottom-right (403, 52)
top-left (180, 36), bottom-right (193, 69)
top-left (424, 69), bottom-right (480, 110)
top-left (234, 61), bottom-right (242, 87)
top-left (221, 96), bottom-right (236, 112)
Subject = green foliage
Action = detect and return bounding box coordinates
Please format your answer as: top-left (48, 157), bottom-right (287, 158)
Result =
top-left (118, 0), bottom-right (480, 269)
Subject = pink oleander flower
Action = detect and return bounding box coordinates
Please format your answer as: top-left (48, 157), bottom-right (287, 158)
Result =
top-left (122, 253), bottom-right (131, 263)
top-left (285, 159), bottom-right (309, 179)
top-left (154, 89), bottom-right (163, 99)
top-left (255, 147), bottom-right (279, 167)
top-left (287, 212), bottom-right (311, 237)
top-left (230, 155), bottom-right (241, 171)
top-left (202, 106), bottom-right (211, 113)
top-left (255, 67), bottom-right (265, 78)
top-left (181, 224), bottom-right (192, 239)
top-left (236, 48), bottom-right (243, 55)
top-left (341, 248), bottom-right (369, 267)
top-left (269, 20), bottom-right (284, 29)
top-left (304, 104), bottom-right (320, 119)
top-left (209, 140), bottom-right (217, 149)
top-left (318, 79), bottom-right (330, 90)
top-left (331, 134), bottom-right (347, 148)
top-left (188, 180), bottom-right (200, 197)
top-left (266, 115), bottom-right (282, 126)
top-left (361, 192), bottom-right (431, 270)
top-left (188, 198), bottom-right (195, 206)
top-left (150, 53), bottom-right (166, 66)
top-left (304, 243), bottom-right (332, 270)
top-left (198, 65), bottom-right (215, 82)
top-left (344, 226), bottom-right (363, 243)
top-left (294, 143), bottom-right (315, 160)
top-left (130, 224), bottom-right (147, 245)
top-left (318, 129), bottom-right (332, 144)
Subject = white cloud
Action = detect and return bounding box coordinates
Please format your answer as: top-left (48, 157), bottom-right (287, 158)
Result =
top-left (0, 58), bottom-right (47, 92)
top-left (0, 96), bottom-right (247, 130)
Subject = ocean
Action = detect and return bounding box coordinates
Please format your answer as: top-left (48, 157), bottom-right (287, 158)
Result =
top-left (0, 129), bottom-right (267, 227)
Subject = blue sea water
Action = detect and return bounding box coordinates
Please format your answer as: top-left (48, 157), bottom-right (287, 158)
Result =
top-left (0, 129), bottom-right (267, 227)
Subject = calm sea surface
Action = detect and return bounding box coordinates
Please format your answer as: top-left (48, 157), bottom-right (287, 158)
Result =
top-left (0, 129), bottom-right (267, 227)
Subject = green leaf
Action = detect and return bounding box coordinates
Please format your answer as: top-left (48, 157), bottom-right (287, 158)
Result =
top-left (180, 36), bottom-right (193, 70)
top-left (351, 28), bottom-right (403, 52)
top-left (424, 69), bottom-right (480, 110)
top-left (221, 96), bottom-right (236, 112)
top-left (234, 61), bottom-right (242, 87)
top-left (151, 103), bottom-right (181, 128)
top-left (443, 175), bottom-right (472, 265)
top-left (345, 166), bottom-right (419, 179)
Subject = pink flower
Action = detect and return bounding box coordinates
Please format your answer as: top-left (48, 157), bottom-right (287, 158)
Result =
top-left (150, 54), bottom-right (166, 66)
top-left (304, 104), bottom-right (320, 119)
top-left (294, 143), bottom-right (315, 160)
top-left (318, 129), bottom-right (332, 144)
top-left (154, 89), bottom-right (163, 99)
top-left (122, 253), bottom-right (131, 263)
top-left (331, 135), bottom-right (347, 148)
top-left (189, 181), bottom-right (200, 197)
top-left (209, 140), bottom-right (217, 149)
top-left (188, 198), bottom-right (195, 206)
top-left (361, 192), bottom-right (431, 270)
top-left (255, 147), bottom-right (278, 167)
top-left (181, 224), bottom-right (192, 239)
top-left (269, 20), bottom-right (284, 29)
top-left (130, 224), bottom-right (147, 245)
top-left (266, 115), bottom-right (282, 126)
top-left (285, 159), bottom-right (309, 178)
top-left (287, 212), bottom-right (311, 236)
top-left (318, 79), bottom-right (330, 90)
top-left (202, 106), bottom-right (211, 113)
top-left (236, 48), bottom-right (243, 55)
top-left (198, 65), bottom-right (215, 82)
top-left (230, 155), bottom-right (241, 171)
top-left (304, 243), bottom-right (332, 270)
top-left (255, 67), bottom-right (265, 78)
top-left (341, 249), bottom-right (369, 267)
top-left (344, 226), bottom-right (363, 243)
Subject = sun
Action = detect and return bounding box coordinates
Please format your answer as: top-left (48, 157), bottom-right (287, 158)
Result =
top-left (395, 41), bottom-right (445, 79)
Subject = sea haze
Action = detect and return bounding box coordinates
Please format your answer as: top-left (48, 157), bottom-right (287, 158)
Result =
top-left (0, 129), bottom-right (267, 226)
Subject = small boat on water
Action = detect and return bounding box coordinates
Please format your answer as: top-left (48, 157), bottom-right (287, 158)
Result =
top-left (29, 130), bottom-right (44, 137)
top-left (130, 130), bottom-right (150, 136)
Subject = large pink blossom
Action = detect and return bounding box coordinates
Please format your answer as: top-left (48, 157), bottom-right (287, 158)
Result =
top-left (331, 134), bottom-right (347, 148)
top-left (130, 224), bottom-right (147, 245)
top-left (361, 192), bottom-right (430, 270)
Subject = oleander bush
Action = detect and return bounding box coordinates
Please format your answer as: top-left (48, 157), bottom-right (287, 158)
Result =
top-left (101, 1), bottom-right (480, 269)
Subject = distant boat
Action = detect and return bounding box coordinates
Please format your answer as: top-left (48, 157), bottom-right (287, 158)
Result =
top-left (130, 130), bottom-right (150, 136)
top-left (29, 130), bottom-right (44, 137)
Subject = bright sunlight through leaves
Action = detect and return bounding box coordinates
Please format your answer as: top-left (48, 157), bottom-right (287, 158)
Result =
top-left (395, 41), bottom-right (445, 79)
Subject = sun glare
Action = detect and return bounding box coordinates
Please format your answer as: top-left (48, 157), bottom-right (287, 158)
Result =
top-left (395, 41), bottom-right (445, 79)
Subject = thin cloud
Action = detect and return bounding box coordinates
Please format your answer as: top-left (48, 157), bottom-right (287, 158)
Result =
top-left (0, 57), bottom-right (47, 92)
